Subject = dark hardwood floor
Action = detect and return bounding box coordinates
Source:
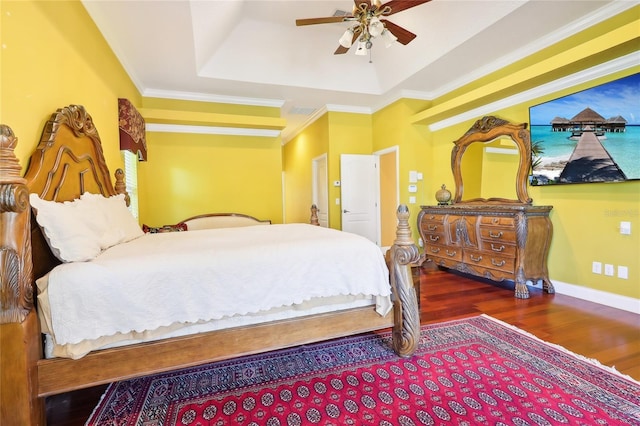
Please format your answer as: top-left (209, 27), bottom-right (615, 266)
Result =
top-left (47, 267), bottom-right (640, 425)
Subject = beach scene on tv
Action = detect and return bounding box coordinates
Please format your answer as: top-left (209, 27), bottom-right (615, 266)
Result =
top-left (529, 72), bottom-right (639, 186)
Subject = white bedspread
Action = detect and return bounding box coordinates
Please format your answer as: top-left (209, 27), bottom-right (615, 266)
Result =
top-left (38, 224), bottom-right (391, 349)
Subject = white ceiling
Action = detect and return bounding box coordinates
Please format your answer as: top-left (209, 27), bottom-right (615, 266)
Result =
top-left (81, 0), bottom-right (628, 140)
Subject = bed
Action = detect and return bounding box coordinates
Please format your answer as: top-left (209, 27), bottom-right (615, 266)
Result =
top-left (0, 105), bottom-right (421, 425)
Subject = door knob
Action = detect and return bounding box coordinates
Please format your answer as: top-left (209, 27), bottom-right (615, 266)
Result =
top-left (343, 209), bottom-right (350, 213)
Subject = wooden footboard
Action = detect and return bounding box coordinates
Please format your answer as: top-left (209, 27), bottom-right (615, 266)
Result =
top-left (0, 120), bottom-right (420, 425)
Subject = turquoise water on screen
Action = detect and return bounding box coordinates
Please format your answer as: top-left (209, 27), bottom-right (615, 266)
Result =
top-left (530, 125), bottom-right (640, 179)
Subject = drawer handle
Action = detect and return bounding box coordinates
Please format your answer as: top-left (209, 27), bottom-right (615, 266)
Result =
top-left (427, 225), bottom-right (437, 231)
top-left (492, 218), bottom-right (499, 224)
top-left (429, 235), bottom-right (439, 242)
top-left (429, 215), bottom-right (435, 220)
top-left (490, 244), bottom-right (505, 252)
top-left (470, 254), bottom-right (483, 262)
top-left (492, 259), bottom-right (506, 267)
top-left (430, 247), bottom-right (440, 253)
top-left (446, 250), bottom-right (457, 257)
top-left (489, 231), bottom-right (503, 238)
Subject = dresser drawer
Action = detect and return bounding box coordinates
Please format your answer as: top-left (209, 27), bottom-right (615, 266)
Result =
top-left (422, 213), bottom-right (445, 222)
top-left (421, 221), bottom-right (445, 234)
top-left (480, 216), bottom-right (515, 227)
top-left (463, 249), bottom-right (515, 273)
top-left (425, 243), bottom-right (462, 262)
top-left (424, 233), bottom-right (445, 245)
top-left (480, 241), bottom-right (517, 257)
top-left (479, 227), bottom-right (516, 243)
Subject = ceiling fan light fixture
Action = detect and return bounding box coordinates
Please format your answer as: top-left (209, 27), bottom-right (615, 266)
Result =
top-left (355, 40), bottom-right (368, 55)
top-left (339, 28), bottom-right (355, 48)
top-left (368, 17), bottom-right (384, 37)
top-left (381, 29), bottom-right (397, 48)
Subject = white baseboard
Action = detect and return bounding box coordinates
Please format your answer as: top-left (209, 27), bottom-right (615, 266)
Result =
top-left (551, 280), bottom-right (640, 314)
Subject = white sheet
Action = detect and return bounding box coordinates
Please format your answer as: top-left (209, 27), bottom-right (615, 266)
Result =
top-left (40, 294), bottom-right (377, 359)
top-left (37, 224), bottom-right (391, 354)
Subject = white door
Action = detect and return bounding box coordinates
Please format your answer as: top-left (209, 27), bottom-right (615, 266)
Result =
top-left (312, 154), bottom-right (329, 227)
top-left (340, 154), bottom-right (379, 244)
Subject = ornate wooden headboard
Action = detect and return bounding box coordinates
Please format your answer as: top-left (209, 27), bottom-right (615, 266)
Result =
top-left (24, 105), bottom-right (126, 280)
top-left (25, 105), bottom-right (118, 200)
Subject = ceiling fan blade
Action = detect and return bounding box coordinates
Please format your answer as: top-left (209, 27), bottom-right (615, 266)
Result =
top-left (382, 0), bottom-right (431, 16)
top-left (381, 19), bottom-right (417, 45)
top-left (334, 45), bottom-right (350, 55)
top-left (296, 16), bottom-right (349, 26)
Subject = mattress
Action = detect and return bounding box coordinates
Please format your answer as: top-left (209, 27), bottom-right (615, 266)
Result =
top-left (37, 224), bottom-right (392, 359)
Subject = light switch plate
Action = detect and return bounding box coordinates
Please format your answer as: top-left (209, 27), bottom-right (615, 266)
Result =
top-left (592, 261), bottom-right (602, 274)
top-left (604, 264), bottom-right (614, 276)
top-left (620, 221), bottom-right (631, 235)
top-left (618, 266), bottom-right (628, 279)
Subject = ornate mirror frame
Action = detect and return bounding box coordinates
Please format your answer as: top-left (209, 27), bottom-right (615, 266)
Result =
top-left (451, 116), bottom-right (533, 204)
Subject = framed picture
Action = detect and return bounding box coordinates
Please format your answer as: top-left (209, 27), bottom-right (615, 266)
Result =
top-left (529, 72), bottom-right (639, 186)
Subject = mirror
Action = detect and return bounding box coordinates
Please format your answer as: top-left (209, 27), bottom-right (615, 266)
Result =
top-left (452, 116), bottom-right (532, 204)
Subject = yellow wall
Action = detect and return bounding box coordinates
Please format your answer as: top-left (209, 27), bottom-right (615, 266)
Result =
top-left (1, 0), bottom-right (285, 226)
top-left (283, 112), bottom-right (374, 229)
top-left (138, 97), bottom-right (285, 225)
top-left (283, 114), bottom-right (329, 224)
top-left (138, 131), bottom-right (283, 226)
top-left (371, 99), bottom-right (431, 237)
top-left (1, 0), bottom-right (140, 172)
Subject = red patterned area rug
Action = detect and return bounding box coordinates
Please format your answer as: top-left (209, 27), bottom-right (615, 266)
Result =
top-left (86, 315), bottom-right (640, 425)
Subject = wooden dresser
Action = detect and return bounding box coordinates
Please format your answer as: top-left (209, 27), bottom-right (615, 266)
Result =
top-left (418, 204), bottom-right (553, 298)
top-left (423, 116), bottom-right (555, 298)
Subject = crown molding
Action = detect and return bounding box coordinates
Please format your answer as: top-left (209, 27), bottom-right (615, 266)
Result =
top-left (325, 104), bottom-right (373, 114)
top-left (429, 52), bottom-right (639, 132)
top-left (427, 0), bottom-right (637, 100)
top-left (143, 89), bottom-right (285, 108)
top-left (146, 123), bottom-right (281, 137)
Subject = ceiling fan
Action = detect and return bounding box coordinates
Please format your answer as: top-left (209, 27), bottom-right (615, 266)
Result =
top-left (296, 0), bottom-right (431, 55)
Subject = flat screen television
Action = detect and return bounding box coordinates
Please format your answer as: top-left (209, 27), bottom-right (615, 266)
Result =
top-left (528, 72), bottom-right (639, 186)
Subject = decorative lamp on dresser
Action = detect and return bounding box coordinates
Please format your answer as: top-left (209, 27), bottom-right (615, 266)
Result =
top-left (419, 116), bottom-right (554, 299)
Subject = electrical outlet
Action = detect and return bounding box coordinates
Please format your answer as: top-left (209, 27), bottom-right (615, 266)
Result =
top-left (604, 264), bottom-right (615, 276)
top-left (618, 266), bottom-right (628, 279)
top-left (592, 261), bottom-right (602, 274)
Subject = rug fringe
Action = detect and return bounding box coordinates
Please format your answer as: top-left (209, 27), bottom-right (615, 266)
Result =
top-left (478, 314), bottom-right (640, 385)
top-left (85, 385), bottom-right (111, 426)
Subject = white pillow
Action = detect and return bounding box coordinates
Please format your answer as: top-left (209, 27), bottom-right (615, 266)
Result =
top-left (30, 194), bottom-right (103, 262)
top-left (79, 192), bottom-right (144, 249)
top-left (30, 193), bottom-right (144, 263)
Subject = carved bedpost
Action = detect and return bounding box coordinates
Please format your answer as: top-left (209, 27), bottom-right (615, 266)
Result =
top-left (0, 125), bottom-right (45, 425)
top-left (0, 125), bottom-right (33, 322)
top-left (389, 205), bottom-right (421, 357)
top-left (114, 168), bottom-right (130, 206)
top-left (310, 204), bottom-right (319, 226)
